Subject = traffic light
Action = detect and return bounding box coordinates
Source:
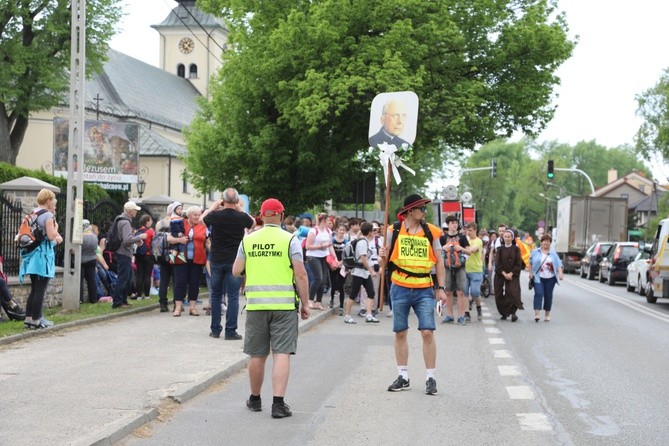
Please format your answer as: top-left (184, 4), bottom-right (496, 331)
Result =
top-left (547, 160), bottom-right (555, 179)
top-left (490, 158), bottom-right (497, 178)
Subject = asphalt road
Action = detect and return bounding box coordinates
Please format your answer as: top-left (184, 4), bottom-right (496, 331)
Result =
top-left (118, 272), bottom-right (669, 446)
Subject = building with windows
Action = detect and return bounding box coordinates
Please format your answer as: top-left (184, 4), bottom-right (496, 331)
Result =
top-left (15, 0), bottom-right (226, 209)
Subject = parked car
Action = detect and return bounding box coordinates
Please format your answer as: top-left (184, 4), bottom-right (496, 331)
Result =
top-left (599, 242), bottom-right (640, 285)
top-left (626, 250), bottom-right (650, 295)
top-left (580, 242), bottom-right (613, 280)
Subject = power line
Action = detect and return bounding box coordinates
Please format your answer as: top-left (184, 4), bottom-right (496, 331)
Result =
top-left (160, 0), bottom-right (224, 65)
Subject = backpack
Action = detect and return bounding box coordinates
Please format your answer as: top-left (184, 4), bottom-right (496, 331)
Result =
top-left (151, 230), bottom-right (170, 264)
top-left (386, 221), bottom-right (434, 278)
top-left (342, 238), bottom-right (365, 269)
top-left (16, 209), bottom-right (48, 253)
top-left (135, 229), bottom-right (149, 256)
top-left (105, 215), bottom-right (130, 252)
top-left (442, 234), bottom-right (467, 269)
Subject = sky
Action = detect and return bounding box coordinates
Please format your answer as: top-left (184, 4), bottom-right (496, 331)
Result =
top-left (109, 0), bottom-right (669, 180)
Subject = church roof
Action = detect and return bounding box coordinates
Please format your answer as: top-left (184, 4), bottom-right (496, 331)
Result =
top-left (152, 1), bottom-right (227, 31)
top-left (139, 126), bottom-right (186, 157)
top-left (85, 49), bottom-right (201, 131)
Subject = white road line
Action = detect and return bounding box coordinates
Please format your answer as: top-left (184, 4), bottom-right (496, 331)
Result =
top-left (488, 337), bottom-right (506, 345)
top-left (498, 365), bottom-right (521, 376)
top-left (506, 386), bottom-right (535, 400)
top-left (516, 413), bottom-right (552, 431)
top-left (571, 280), bottom-right (669, 324)
top-left (485, 327), bottom-right (501, 334)
top-left (493, 349), bottom-right (512, 358)
top-left (482, 319), bottom-right (496, 325)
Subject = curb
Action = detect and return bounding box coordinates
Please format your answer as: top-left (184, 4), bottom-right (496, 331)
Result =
top-left (82, 307), bottom-right (336, 445)
top-left (0, 303), bottom-right (159, 347)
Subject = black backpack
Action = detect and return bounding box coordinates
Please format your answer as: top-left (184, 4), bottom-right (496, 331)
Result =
top-left (342, 238), bottom-right (365, 269)
top-left (105, 215), bottom-right (130, 252)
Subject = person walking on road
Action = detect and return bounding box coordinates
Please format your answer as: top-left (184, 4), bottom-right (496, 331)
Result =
top-left (439, 215), bottom-right (469, 325)
top-left (233, 198), bottom-right (309, 419)
top-left (202, 188), bottom-right (254, 340)
top-left (528, 234), bottom-right (563, 322)
top-left (493, 229), bottom-right (524, 322)
top-left (343, 222), bottom-right (380, 324)
top-left (379, 194), bottom-right (447, 396)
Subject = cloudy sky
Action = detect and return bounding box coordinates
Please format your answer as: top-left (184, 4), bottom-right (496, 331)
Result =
top-left (109, 0), bottom-right (669, 179)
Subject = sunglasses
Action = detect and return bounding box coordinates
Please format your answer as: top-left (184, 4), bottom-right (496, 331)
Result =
top-left (413, 206), bottom-right (427, 213)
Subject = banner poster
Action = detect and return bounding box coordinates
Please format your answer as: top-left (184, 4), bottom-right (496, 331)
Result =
top-left (53, 118), bottom-right (140, 185)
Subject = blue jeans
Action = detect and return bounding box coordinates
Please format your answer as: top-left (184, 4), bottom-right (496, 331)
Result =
top-left (390, 283), bottom-right (436, 332)
top-left (534, 276), bottom-right (557, 311)
top-left (306, 256), bottom-right (328, 302)
top-left (112, 254), bottom-right (132, 307)
top-left (466, 272), bottom-right (483, 299)
top-left (210, 262), bottom-right (242, 336)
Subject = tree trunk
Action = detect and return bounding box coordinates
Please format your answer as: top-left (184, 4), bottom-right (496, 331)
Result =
top-left (0, 104), bottom-right (26, 165)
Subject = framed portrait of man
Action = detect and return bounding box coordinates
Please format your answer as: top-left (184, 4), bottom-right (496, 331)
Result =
top-left (368, 91), bottom-right (419, 148)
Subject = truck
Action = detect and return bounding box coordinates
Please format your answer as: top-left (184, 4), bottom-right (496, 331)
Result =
top-left (554, 196), bottom-right (628, 273)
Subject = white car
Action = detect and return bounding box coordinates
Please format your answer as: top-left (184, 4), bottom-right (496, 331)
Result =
top-left (626, 251), bottom-right (650, 295)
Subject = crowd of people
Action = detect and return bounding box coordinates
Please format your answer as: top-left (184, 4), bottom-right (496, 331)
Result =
top-left (1, 187), bottom-right (566, 419)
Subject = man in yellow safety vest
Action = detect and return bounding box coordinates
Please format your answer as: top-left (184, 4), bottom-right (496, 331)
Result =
top-left (233, 198), bottom-right (309, 419)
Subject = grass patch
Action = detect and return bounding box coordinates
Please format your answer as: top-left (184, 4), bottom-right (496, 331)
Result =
top-left (0, 295), bottom-right (163, 338)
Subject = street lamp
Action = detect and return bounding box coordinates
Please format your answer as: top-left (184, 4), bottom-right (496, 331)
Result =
top-left (137, 178), bottom-right (146, 199)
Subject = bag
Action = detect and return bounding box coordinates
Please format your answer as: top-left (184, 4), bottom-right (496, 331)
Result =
top-left (105, 216), bottom-right (130, 252)
top-left (151, 231), bottom-right (170, 264)
top-left (326, 253), bottom-right (339, 270)
top-left (16, 209), bottom-right (48, 253)
top-left (528, 280), bottom-right (534, 290)
top-left (342, 238), bottom-right (364, 269)
top-left (135, 229), bottom-right (149, 256)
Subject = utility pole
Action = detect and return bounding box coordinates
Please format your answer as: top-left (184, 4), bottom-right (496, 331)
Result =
top-left (62, 0), bottom-right (86, 310)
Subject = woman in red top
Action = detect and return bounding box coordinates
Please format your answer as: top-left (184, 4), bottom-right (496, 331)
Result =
top-left (170, 206), bottom-right (209, 316)
top-left (134, 214), bottom-right (155, 299)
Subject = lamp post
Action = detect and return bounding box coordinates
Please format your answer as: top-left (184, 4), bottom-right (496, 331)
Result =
top-left (137, 178), bottom-right (146, 199)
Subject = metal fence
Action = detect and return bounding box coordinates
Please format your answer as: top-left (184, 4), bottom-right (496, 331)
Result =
top-left (0, 195), bottom-right (155, 276)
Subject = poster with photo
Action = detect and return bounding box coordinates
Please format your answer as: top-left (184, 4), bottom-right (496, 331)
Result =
top-left (53, 118), bottom-right (140, 184)
top-left (368, 91), bottom-right (419, 148)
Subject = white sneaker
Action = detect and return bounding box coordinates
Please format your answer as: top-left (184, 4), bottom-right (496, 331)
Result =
top-left (366, 316), bottom-right (380, 323)
top-left (344, 315), bottom-right (356, 324)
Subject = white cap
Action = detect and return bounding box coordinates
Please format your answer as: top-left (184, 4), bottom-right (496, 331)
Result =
top-left (124, 201), bottom-right (141, 211)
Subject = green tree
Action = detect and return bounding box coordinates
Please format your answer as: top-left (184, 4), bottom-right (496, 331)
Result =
top-left (186, 0), bottom-right (574, 212)
top-left (0, 1), bottom-right (123, 164)
top-left (635, 68), bottom-right (669, 161)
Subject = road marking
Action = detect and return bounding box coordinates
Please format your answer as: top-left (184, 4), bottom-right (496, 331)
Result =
top-left (498, 365), bottom-right (521, 376)
top-left (493, 349), bottom-right (512, 358)
top-left (485, 327), bottom-right (501, 334)
top-left (506, 386), bottom-right (535, 399)
top-left (489, 337), bottom-right (505, 345)
top-left (571, 280), bottom-right (669, 324)
top-left (482, 319), bottom-right (496, 325)
top-left (516, 413), bottom-right (552, 431)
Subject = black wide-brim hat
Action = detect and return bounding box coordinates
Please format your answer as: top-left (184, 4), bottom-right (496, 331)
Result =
top-left (397, 194), bottom-right (431, 219)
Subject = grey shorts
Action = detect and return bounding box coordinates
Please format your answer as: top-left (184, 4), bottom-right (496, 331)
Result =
top-left (244, 310), bottom-right (299, 357)
top-left (444, 266), bottom-right (467, 294)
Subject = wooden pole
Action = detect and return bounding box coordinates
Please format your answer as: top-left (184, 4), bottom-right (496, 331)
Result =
top-left (378, 159), bottom-right (392, 311)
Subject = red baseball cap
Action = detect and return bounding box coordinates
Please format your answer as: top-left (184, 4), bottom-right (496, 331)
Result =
top-left (260, 198), bottom-right (284, 216)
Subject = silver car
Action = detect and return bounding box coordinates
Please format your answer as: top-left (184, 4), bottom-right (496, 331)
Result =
top-left (626, 251), bottom-right (650, 295)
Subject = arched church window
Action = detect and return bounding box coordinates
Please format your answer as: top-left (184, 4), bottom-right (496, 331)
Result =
top-left (189, 64), bottom-right (198, 79)
top-left (177, 64), bottom-right (185, 78)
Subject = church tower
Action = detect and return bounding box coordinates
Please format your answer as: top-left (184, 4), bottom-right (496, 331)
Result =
top-left (152, 0), bottom-right (227, 96)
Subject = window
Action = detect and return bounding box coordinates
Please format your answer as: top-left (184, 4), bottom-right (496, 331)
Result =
top-left (177, 64), bottom-right (185, 78)
top-left (182, 176), bottom-right (189, 194)
top-left (189, 64), bottom-right (198, 79)
top-left (208, 190), bottom-right (217, 201)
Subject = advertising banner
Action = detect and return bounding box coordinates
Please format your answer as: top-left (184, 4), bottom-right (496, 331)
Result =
top-left (53, 118), bottom-right (140, 185)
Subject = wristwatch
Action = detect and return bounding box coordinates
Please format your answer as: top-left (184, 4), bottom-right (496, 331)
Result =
top-left (436, 286), bottom-right (446, 290)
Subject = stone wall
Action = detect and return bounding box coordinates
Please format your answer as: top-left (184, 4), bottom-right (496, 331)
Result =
top-left (6, 270), bottom-right (65, 309)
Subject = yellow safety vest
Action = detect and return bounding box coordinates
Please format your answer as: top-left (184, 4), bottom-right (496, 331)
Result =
top-left (389, 223), bottom-right (441, 288)
top-left (243, 226), bottom-right (298, 311)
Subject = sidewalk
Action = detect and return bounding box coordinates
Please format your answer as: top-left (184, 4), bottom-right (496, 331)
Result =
top-left (0, 299), bottom-right (335, 446)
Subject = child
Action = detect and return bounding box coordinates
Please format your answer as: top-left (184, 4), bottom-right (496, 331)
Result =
top-left (168, 202), bottom-right (186, 263)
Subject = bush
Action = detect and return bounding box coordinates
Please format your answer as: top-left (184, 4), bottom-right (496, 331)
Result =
top-left (0, 162), bottom-right (111, 203)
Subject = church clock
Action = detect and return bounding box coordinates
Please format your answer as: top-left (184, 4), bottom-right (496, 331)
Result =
top-left (178, 37), bottom-right (194, 54)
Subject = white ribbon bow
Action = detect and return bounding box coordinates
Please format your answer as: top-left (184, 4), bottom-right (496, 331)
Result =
top-left (376, 142), bottom-right (416, 185)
